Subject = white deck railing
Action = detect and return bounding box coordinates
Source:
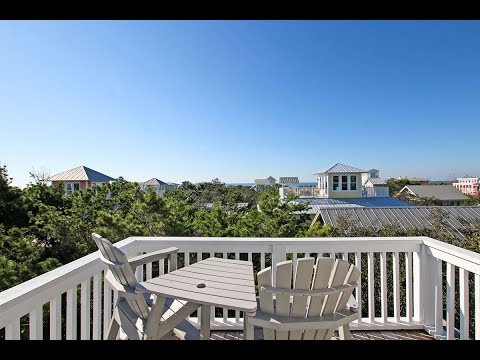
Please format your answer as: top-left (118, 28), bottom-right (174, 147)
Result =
top-left (0, 236), bottom-right (479, 340)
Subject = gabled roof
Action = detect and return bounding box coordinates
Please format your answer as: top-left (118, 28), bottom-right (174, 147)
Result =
top-left (267, 176), bottom-right (276, 181)
top-left (49, 166), bottom-right (115, 182)
top-left (366, 178), bottom-right (387, 186)
top-left (141, 178), bottom-right (168, 186)
top-left (314, 163), bottom-right (366, 175)
top-left (400, 185), bottom-right (469, 201)
top-left (279, 177), bottom-right (299, 184)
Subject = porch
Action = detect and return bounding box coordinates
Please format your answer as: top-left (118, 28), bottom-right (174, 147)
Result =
top-left (0, 236), bottom-right (479, 340)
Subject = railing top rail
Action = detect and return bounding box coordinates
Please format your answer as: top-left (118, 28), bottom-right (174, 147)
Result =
top-left (0, 237), bottom-right (137, 317)
top-left (422, 236), bottom-right (480, 267)
top-left (132, 236), bottom-right (425, 245)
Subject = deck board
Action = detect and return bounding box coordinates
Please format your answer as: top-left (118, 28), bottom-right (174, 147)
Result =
top-left (208, 329), bottom-right (433, 340)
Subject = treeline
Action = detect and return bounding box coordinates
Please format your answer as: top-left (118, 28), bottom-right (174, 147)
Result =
top-left (0, 165), bottom-right (316, 291)
top-left (1, 164), bottom-right (479, 295)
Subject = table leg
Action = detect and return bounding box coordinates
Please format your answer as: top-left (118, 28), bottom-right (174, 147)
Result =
top-left (243, 313), bottom-right (254, 340)
top-left (200, 304), bottom-right (211, 340)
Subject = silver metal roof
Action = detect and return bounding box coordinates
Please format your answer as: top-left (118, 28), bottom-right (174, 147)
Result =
top-left (49, 166), bottom-right (115, 182)
top-left (317, 206), bottom-right (480, 239)
top-left (366, 178), bottom-right (387, 186)
top-left (279, 177), bottom-right (299, 184)
top-left (314, 163), bottom-right (367, 175)
top-left (293, 197), bottom-right (412, 214)
top-left (141, 178), bottom-right (169, 186)
top-left (400, 185), bottom-right (469, 201)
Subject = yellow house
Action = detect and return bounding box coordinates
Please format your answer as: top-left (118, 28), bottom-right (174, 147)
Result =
top-left (314, 163), bottom-right (366, 199)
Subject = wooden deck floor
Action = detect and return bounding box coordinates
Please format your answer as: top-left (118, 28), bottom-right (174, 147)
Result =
top-left (209, 329), bottom-right (434, 340)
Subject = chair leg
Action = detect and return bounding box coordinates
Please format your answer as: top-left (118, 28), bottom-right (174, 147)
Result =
top-left (338, 325), bottom-right (353, 340)
top-left (106, 308), bottom-right (121, 340)
top-left (243, 314), bottom-right (254, 340)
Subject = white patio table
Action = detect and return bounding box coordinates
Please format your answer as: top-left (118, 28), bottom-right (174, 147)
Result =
top-left (136, 257), bottom-right (258, 340)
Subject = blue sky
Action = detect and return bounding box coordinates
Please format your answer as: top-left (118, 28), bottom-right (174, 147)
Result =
top-left (1, 20), bottom-right (479, 187)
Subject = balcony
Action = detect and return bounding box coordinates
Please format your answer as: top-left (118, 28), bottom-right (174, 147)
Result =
top-left (279, 186), bottom-right (390, 199)
top-left (0, 236), bottom-right (479, 340)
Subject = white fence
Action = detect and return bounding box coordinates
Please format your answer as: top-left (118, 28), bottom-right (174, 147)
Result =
top-left (0, 236), bottom-right (479, 340)
top-left (362, 187), bottom-right (390, 197)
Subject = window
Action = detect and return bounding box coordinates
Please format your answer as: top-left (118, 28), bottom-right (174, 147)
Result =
top-left (91, 182), bottom-right (102, 187)
top-left (65, 182), bottom-right (80, 195)
top-left (332, 174), bottom-right (358, 192)
top-left (350, 175), bottom-right (357, 190)
top-left (333, 176), bottom-right (339, 191)
top-left (342, 176), bottom-right (348, 190)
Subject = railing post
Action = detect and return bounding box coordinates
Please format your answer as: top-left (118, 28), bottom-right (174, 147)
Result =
top-left (271, 243), bottom-right (286, 287)
top-left (422, 249), bottom-right (441, 330)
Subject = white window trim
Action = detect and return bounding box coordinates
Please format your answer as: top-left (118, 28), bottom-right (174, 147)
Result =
top-left (65, 182), bottom-right (80, 195)
top-left (332, 174), bottom-right (359, 192)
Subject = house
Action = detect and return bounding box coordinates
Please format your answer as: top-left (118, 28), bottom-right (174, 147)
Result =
top-left (452, 177), bottom-right (479, 196)
top-left (396, 176), bottom-right (430, 184)
top-left (140, 178), bottom-right (178, 197)
top-left (278, 177), bottom-right (299, 185)
top-left (398, 185), bottom-right (469, 205)
top-left (363, 178), bottom-right (389, 197)
top-left (254, 176), bottom-right (276, 186)
top-left (314, 163), bottom-right (366, 199)
top-left (48, 165), bottom-right (115, 195)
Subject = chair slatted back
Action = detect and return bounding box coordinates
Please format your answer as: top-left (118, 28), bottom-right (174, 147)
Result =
top-left (257, 257), bottom-right (360, 340)
top-left (92, 233), bottom-right (150, 319)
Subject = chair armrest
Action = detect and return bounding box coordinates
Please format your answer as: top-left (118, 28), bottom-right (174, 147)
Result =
top-left (346, 294), bottom-right (359, 313)
top-left (129, 247), bottom-right (179, 270)
top-left (104, 270), bottom-right (138, 299)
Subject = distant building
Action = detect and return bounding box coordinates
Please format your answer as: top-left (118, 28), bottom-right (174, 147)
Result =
top-left (397, 176), bottom-right (430, 184)
top-left (279, 177), bottom-right (299, 185)
top-left (48, 165), bottom-right (115, 195)
top-left (140, 178), bottom-right (178, 197)
top-left (398, 185), bottom-right (469, 205)
top-left (452, 177), bottom-right (479, 196)
top-left (363, 178), bottom-right (389, 197)
top-left (254, 176), bottom-right (276, 186)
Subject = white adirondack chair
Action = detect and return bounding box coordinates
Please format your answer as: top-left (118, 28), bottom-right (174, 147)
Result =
top-left (93, 233), bottom-right (201, 340)
top-left (246, 257), bottom-right (361, 340)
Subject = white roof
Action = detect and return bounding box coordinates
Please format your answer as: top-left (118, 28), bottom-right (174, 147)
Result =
top-left (49, 166), bottom-right (115, 182)
top-left (314, 163), bottom-right (366, 175)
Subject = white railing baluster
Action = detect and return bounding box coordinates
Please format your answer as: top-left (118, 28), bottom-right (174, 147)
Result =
top-left (446, 263), bottom-right (455, 340)
top-left (135, 263), bottom-right (144, 281)
top-left (405, 252), bottom-right (413, 322)
top-left (66, 287), bottom-right (77, 340)
top-left (29, 305), bottom-right (43, 340)
top-left (434, 258), bottom-right (443, 337)
top-left (197, 252), bottom-right (202, 263)
top-left (103, 283), bottom-right (112, 337)
top-left (146, 262), bottom-right (152, 279)
top-left (475, 274), bottom-right (480, 340)
top-left (368, 252), bottom-right (375, 322)
top-left (223, 252), bottom-right (227, 323)
top-left (380, 252), bottom-right (387, 322)
top-left (5, 318), bottom-right (20, 340)
top-left (261, 252), bottom-right (265, 270)
top-left (293, 253), bottom-right (297, 279)
top-left (248, 252), bottom-right (252, 262)
top-left (80, 280), bottom-right (91, 340)
top-left (159, 259), bottom-right (164, 275)
top-left (185, 252), bottom-right (190, 267)
top-left (355, 252), bottom-right (362, 323)
top-left (50, 295), bottom-right (62, 340)
top-left (235, 253), bottom-right (240, 323)
top-left (392, 252), bottom-right (400, 321)
top-left (210, 252), bottom-right (214, 259)
top-left (459, 268), bottom-right (469, 339)
top-left (92, 272), bottom-right (102, 340)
